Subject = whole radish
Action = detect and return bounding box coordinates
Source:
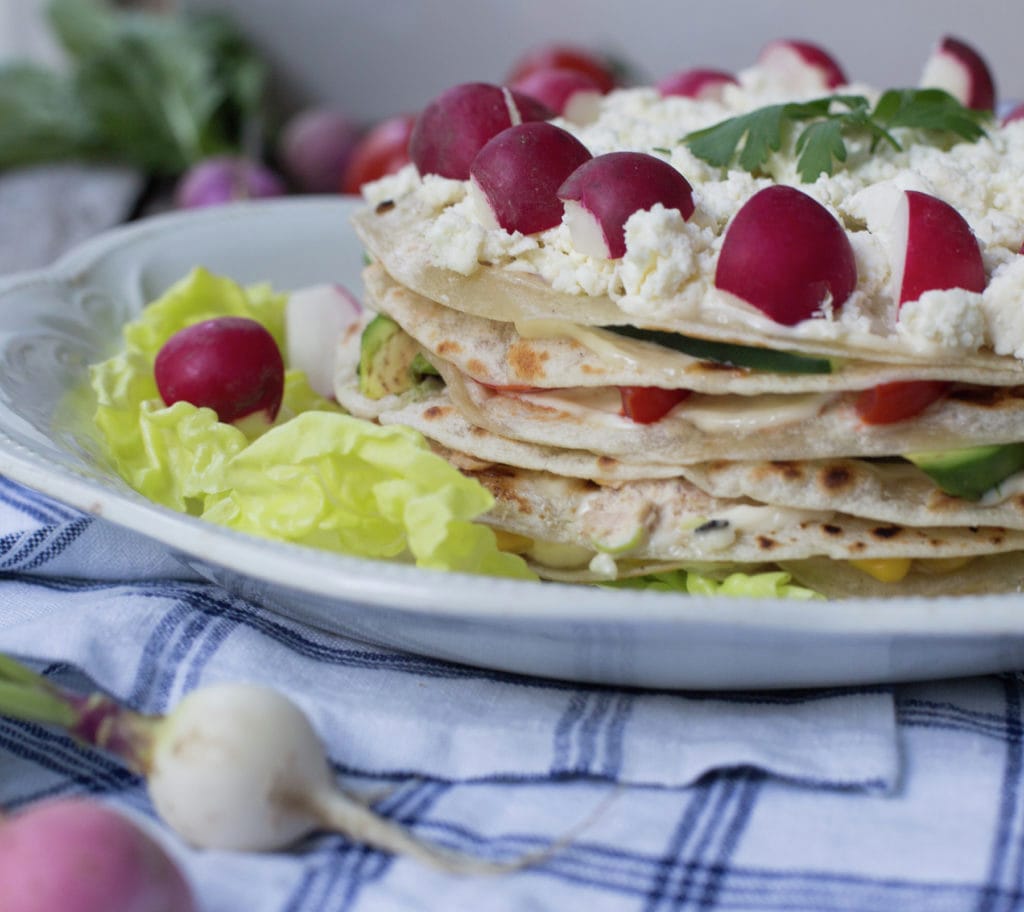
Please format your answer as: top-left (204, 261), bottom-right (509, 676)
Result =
top-left (0, 798), bottom-right (196, 912)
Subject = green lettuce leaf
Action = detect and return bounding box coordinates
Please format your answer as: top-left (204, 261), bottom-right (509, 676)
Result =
top-left (200, 412), bottom-right (536, 578)
top-left (612, 569), bottom-right (824, 599)
top-left (90, 268), bottom-right (535, 579)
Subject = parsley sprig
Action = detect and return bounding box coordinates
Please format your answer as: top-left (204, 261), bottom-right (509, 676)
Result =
top-left (683, 89), bottom-right (989, 182)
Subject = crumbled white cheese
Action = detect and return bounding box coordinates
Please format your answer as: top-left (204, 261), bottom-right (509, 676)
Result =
top-left (898, 288), bottom-right (988, 353)
top-left (982, 256), bottom-right (1024, 359)
top-left (388, 62), bottom-right (1024, 360)
top-left (426, 207), bottom-right (485, 275)
top-left (618, 204), bottom-right (699, 301)
top-left (360, 164), bottom-right (421, 207)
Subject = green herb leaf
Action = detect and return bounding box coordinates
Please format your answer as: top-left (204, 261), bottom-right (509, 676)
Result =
top-left (0, 63), bottom-right (104, 168)
top-left (683, 88), bottom-right (988, 181)
top-left (0, 0), bottom-right (266, 176)
top-left (872, 87), bottom-right (988, 142)
top-left (794, 118), bottom-right (847, 181)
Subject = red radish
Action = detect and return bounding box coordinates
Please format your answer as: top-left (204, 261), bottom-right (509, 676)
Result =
top-left (286, 284), bottom-right (363, 398)
top-left (278, 107), bottom-right (361, 193)
top-left (657, 68), bottom-right (738, 101)
top-left (0, 798), bottom-right (196, 912)
top-left (557, 151), bottom-right (695, 259)
top-left (507, 43), bottom-right (618, 94)
top-left (174, 156), bottom-right (285, 209)
top-left (155, 317), bottom-right (285, 424)
top-left (512, 67), bottom-right (605, 124)
top-left (715, 185), bottom-right (857, 325)
top-left (855, 380), bottom-right (950, 425)
top-left (469, 121), bottom-right (591, 234)
top-left (892, 190), bottom-right (986, 305)
top-left (619, 386), bottom-right (691, 423)
top-left (341, 114), bottom-right (416, 194)
top-left (920, 35), bottom-right (996, 111)
top-left (758, 39), bottom-right (847, 91)
top-left (409, 83), bottom-right (553, 180)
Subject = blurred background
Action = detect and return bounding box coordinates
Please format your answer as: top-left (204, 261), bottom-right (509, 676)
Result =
top-left (179, 0), bottom-right (1024, 119)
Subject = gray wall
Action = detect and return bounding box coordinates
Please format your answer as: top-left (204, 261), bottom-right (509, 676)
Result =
top-left (182, 0), bottom-right (1024, 122)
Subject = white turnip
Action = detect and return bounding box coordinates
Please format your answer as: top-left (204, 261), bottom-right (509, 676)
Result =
top-left (0, 656), bottom-right (540, 873)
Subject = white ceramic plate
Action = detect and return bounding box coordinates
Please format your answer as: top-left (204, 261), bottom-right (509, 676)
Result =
top-left (0, 197), bottom-right (1022, 691)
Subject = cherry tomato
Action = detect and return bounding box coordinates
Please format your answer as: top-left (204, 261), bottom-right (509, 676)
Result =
top-left (507, 44), bottom-right (618, 94)
top-left (341, 114), bottom-right (416, 195)
top-left (618, 386), bottom-right (691, 424)
top-left (854, 380), bottom-right (950, 425)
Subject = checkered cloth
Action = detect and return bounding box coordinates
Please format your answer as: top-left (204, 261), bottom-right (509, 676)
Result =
top-left (2, 164), bottom-right (1021, 911)
top-left (1, 476), bottom-right (1021, 911)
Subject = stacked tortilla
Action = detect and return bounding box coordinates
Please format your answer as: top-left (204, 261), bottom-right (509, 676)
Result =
top-left (338, 85), bottom-right (1024, 598)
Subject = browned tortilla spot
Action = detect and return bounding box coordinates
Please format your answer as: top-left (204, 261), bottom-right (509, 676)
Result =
top-left (467, 358), bottom-right (488, 377)
top-left (507, 342), bottom-right (550, 383)
top-left (422, 405), bottom-right (450, 420)
top-left (597, 456), bottom-right (620, 469)
top-left (820, 464), bottom-right (853, 492)
top-left (822, 524), bottom-right (843, 536)
top-left (375, 199), bottom-right (395, 214)
top-left (769, 461), bottom-right (804, 482)
top-left (580, 364), bottom-right (606, 375)
top-left (437, 340), bottom-right (462, 356)
top-left (694, 361), bottom-right (747, 374)
top-left (850, 541), bottom-right (866, 552)
top-left (947, 386), bottom-right (1021, 408)
top-left (871, 525), bottom-right (904, 539)
top-left (756, 535), bottom-right (777, 550)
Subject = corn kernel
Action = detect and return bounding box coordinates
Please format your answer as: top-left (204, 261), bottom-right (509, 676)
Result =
top-left (915, 556), bottom-right (973, 575)
top-left (849, 557), bottom-right (913, 583)
top-left (492, 530), bottom-right (533, 554)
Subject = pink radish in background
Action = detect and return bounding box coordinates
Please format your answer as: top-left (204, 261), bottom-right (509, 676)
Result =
top-left (757, 39), bottom-right (848, 91)
top-left (469, 121), bottom-right (592, 234)
top-left (155, 316), bottom-right (285, 425)
top-left (278, 108), bottom-right (362, 193)
top-left (920, 35), bottom-right (996, 111)
top-left (0, 798), bottom-right (196, 912)
top-left (174, 156), bottom-right (286, 209)
top-left (657, 68), bottom-right (738, 101)
top-left (557, 151), bottom-right (695, 259)
top-left (715, 185), bottom-right (857, 325)
top-left (409, 82), bottom-right (553, 180)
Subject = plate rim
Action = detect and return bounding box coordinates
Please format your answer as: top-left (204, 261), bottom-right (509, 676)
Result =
top-left (0, 196), bottom-right (1020, 639)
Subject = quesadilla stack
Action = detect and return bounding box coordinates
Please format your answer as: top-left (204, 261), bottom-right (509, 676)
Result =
top-left (337, 48), bottom-right (1024, 598)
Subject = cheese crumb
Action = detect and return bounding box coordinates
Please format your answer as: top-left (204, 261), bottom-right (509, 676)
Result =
top-left (897, 289), bottom-right (987, 352)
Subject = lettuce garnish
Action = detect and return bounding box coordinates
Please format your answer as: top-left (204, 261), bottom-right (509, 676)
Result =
top-left (613, 569), bottom-right (824, 600)
top-left (89, 267), bottom-right (535, 580)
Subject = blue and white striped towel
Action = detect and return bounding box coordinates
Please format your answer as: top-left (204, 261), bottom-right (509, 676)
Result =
top-left (3, 166), bottom-right (1022, 911)
top-left (5, 475), bottom-right (1021, 911)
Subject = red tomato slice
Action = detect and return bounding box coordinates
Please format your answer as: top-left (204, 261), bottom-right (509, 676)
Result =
top-left (854, 380), bottom-right (951, 425)
top-left (619, 386), bottom-right (691, 424)
top-left (341, 114), bottom-right (415, 195)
